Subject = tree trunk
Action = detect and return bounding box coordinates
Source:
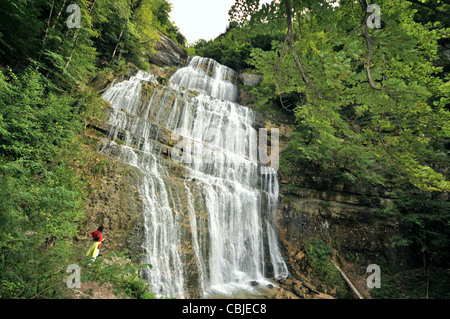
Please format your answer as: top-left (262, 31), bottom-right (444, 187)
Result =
top-left (110, 22), bottom-right (126, 64)
top-left (423, 253), bottom-right (430, 299)
top-left (332, 260), bottom-right (364, 299)
top-left (63, 32), bottom-right (81, 73)
top-left (282, 0), bottom-right (321, 99)
top-left (38, 0), bottom-right (56, 61)
top-left (62, 0), bottom-right (97, 73)
top-left (51, 0), bottom-right (68, 30)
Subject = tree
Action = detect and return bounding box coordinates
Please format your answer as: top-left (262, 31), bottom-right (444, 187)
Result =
top-left (92, 0), bottom-right (177, 69)
top-left (0, 0), bottom-right (46, 69)
top-left (193, 28), bottom-right (253, 71)
top-left (229, 0), bottom-right (449, 192)
top-left (387, 192), bottom-right (450, 298)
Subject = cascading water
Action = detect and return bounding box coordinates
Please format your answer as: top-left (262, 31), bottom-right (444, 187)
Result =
top-left (99, 56), bottom-right (288, 298)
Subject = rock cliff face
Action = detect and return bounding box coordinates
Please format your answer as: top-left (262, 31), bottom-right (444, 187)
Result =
top-left (79, 158), bottom-right (145, 255)
top-left (264, 118), bottom-right (410, 298)
top-left (83, 53), bottom-right (295, 299)
top-left (238, 71), bottom-right (262, 86)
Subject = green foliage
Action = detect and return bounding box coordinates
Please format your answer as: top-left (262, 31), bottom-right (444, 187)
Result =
top-left (0, 67), bottom-right (87, 298)
top-left (118, 278), bottom-right (156, 299)
top-left (230, 0), bottom-right (450, 193)
top-left (0, 235), bottom-right (80, 299)
top-left (93, 0), bottom-right (182, 71)
top-left (226, 2), bottom-right (450, 291)
top-left (79, 250), bottom-right (155, 299)
top-left (193, 22), bottom-right (282, 71)
top-left (0, 0), bottom-right (44, 69)
top-left (303, 239), bottom-right (351, 298)
top-left (0, 68), bottom-right (81, 161)
top-left (305, 238), bottom-right (332, 261)
top-left (0, 0), bottom-right (178, 85)
top-left (390, 192), bottom-right (450, 269)
top-left (0, 66), bottom-right (113, 298)
top-left (371, 190), bottom-right (450, 298)
top-left (370, 267), bottom-right (450, 299)
top-left (193, 27), bottom-right (251, 71)
top-left (369, 276), bottom-right (401, 299)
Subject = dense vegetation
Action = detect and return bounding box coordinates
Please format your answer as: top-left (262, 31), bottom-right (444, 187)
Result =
top-left (0, 0), bottom-right (180, 299)
top-left (195, 0), bottom-right (449, 298)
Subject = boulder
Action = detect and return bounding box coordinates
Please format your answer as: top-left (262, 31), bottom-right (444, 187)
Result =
top-left (149, 32), bottom-right (187, 67)
top-left (238, 71), bottom-right (262, 86)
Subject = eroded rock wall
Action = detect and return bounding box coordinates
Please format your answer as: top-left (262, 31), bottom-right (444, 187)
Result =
top-left (78, 158), bottom-right (145, 256)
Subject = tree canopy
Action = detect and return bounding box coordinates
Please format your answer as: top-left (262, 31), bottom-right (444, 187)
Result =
top-left (225, 0), bottom-right (449, 193)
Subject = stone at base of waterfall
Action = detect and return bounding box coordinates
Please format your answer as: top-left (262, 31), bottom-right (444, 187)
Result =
top-left (270, 287), bottom-right (299, 300)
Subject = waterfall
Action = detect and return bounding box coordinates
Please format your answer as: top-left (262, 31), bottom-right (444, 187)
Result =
top-left (169, 56), bottom-right (238, 102)
top-left (99, 57), bottom-right (288, 298)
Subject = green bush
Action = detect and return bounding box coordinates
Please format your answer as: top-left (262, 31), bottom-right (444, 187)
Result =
top-left (305, 238), bottom-right (332, 261)
top-left (79, 251), bottom-right (154, 299)
top-left (303, 239), bottom-right (351, 298)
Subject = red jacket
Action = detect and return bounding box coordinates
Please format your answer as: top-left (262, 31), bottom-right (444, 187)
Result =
top-left (91, 230), bottom-right (103, 248)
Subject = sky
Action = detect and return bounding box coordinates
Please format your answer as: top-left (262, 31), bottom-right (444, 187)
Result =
top-left (169, 0), bottom-right (271, 45)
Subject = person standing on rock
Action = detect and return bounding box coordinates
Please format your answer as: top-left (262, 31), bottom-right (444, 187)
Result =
top-left (86, 224), bottom-right (107, 263)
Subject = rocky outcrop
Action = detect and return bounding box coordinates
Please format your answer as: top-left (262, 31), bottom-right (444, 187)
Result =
top-left (149, 32), bottom-right (188, 67)
top-left (77, 155), bottom-right (146, 257)
top-left (274, 181), bottom-right (405, 298)
top-left (238, 70), bottom-right (262, 86)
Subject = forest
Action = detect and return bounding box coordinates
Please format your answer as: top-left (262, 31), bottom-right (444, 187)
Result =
top-left (0, 0), bottom-right (449, 299)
